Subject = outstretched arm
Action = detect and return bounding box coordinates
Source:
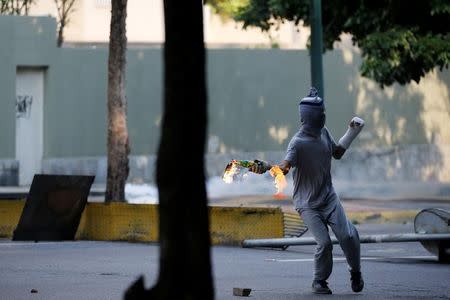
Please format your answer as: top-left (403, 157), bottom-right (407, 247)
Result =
top-left (333, 145), bottom-right (346, 160)
top-left (248, 159), bottom-right (291, 175)
top-left (335, 117), bottom-right (365, 159)
top-left (250, 135), bottom-right (297, 175)
top-left (279, 160), bottom-right (291, 175)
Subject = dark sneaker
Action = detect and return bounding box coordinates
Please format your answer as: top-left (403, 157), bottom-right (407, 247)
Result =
top-left (312, 280), bottom-right (332, 294)
top-left (350, 271), bottom-right (364, 292)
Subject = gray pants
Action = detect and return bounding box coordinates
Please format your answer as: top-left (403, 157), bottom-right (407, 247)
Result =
top-left (299, 195), bottom-right (361, 281)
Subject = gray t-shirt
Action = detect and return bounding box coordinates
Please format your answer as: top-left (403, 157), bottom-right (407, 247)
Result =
top-left (284, 127), bottom-right (338, 210)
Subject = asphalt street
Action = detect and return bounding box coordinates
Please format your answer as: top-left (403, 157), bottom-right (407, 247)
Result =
top-left (0, 224), bottom-right (449, 300)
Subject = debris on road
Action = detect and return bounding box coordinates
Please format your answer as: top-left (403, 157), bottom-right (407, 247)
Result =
top-left (233, 287), bottom-right (251, 297)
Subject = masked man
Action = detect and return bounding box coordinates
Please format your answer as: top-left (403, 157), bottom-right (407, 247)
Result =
top-left (251, 87), bottom-right (365, 294)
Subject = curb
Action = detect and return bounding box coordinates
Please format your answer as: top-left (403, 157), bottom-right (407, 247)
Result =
top-left (0, 200), bottom-right (421, 243)
top-left (347, 210), bottom-right (419, 224)
top-left (0, 200), bottom-right (284, 244)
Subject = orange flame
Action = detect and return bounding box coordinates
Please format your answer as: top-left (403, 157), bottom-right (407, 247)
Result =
top-left (269, 165), bottom-right (287, 199)
top-left (222, 160), bottom-right (240, 184)
top-left (222, 161), bottom-right (288, 199)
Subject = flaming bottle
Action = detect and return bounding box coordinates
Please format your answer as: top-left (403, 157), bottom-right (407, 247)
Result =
top-left (232, 160), bottom-right (256, 168)
top-left (222, 159), bottom-right (288, 198)
top-left (222, 160), bottom-right (254, 183)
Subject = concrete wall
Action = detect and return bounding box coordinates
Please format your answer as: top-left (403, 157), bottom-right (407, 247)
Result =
top-left (0, 16), bottom-right (58, 184)
top-left (0, 16), bottom-right (18, 159)
top-left (1, 16), bottom-right (449, 188)
top-left (44, 48), bottom-right (163, 157)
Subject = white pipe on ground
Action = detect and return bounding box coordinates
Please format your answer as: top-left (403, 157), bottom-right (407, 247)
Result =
top-left (242, 233), bottom-right (450, 248)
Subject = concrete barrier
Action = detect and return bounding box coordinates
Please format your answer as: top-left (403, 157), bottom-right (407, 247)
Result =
top-left (0, 200), bottom-right (420, 244)
top-left (75, 203), bottom-right (160, 242)
top-left (0, 200), bottom-right (24, 238)
top-left (209, 206), bottom-right (284, 245)
top-left (0, 200), bottom-right (284, 245)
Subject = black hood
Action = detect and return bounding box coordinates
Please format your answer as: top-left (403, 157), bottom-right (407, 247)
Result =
top-left (298, 87), bottom-right (325, 137)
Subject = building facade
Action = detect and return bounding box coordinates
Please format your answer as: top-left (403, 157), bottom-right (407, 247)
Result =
top-left (28, 0), bottom-right (309, 48)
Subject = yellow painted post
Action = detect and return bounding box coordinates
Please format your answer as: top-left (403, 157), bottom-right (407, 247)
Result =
top-left (75, 203), bottom-right (159, 242)
top-left (0, 200), bottom-right (25, 238)
top-left (0, 200), bottom-right (285, 244)
top-left (209, 206), bottom-right (284, 245)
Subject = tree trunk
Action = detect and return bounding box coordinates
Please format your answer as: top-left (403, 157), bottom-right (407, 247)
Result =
top-left (124, 1), bottom-right (213, 299)
top-left (57, 19), bottom-right (64, 47)
top-left (105, 0), bottom-right (129, 202)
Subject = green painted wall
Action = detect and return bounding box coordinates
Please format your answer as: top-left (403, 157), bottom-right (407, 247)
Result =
top-left (13, 16), bottom-right (57, 66)
top-left (0, 17), bottom-right (16, 159)
top-left (45, 49), bottom-right (109, 157)
top-left (0, 16), bottom-right (57, 159)
top-left (44, 48), bottom-right (163, 157)
top-left (1, 16), bottom-right (449, 160)
top-left (207, 49), bottom-right (309, 153)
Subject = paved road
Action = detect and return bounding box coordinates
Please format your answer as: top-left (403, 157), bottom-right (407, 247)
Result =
top-left (1, 224), bottom-right (449, 300)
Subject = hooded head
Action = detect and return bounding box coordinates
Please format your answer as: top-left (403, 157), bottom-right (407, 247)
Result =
top-left (298, 87), bottom-right (325, 137)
